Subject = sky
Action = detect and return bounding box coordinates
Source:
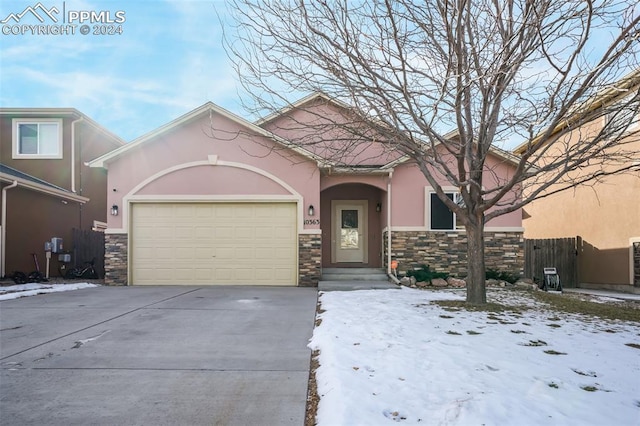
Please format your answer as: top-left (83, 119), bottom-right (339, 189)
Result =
top-left (0, 0), bottom-right (242, 142)
top-left (310, 287), bottom-right (640, 425)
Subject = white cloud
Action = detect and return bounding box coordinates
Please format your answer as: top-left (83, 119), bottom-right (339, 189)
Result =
top-left (0, 0), bottom-right (245, 140)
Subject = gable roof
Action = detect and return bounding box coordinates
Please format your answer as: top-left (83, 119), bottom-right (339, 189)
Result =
top-left (258, 93), bottom-right (521, 168)
top-left (88, 101), bottom-right (328, 169)
top-left (0, 107), bottom-right (125, 147)
top-left (0, 163), bottom-right (89, 203)
top-left (512, 68), bottom-right (640, 155)
top-left (255, 92), bottom-right (352, 126)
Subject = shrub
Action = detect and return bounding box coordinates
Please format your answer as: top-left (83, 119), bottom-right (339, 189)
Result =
top-left (486, 268), bottom-right (519, 284)
top-left (406, 264), bottom-right (449, 283)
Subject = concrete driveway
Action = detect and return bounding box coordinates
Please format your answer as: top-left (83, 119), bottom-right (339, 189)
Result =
top-left (0, 285), bottom-right (318, 425)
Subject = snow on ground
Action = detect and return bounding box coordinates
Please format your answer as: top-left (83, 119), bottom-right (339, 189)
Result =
top-left (0, 282), bottom-right (98, 300)
top-left (309, 288), bottom-right (640, 425)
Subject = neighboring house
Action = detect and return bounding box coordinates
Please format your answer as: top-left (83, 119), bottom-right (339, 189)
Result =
top-left (0, 108), bottom-right (124, 278)
top-left (514, 71), bottom-right (640, 290)
top-left (89, 95), bottom-right (524, 286)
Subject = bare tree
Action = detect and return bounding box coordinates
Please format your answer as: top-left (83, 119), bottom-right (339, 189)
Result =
top-left (224, 0), bottom-right (640, 304)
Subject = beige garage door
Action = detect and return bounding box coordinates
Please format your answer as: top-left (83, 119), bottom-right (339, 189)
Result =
top-left (131, 203), bottom-right (297, 285)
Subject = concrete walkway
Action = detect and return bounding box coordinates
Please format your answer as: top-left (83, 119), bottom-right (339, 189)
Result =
top-left (0, 285), bottom-right (318, 426)
top-left (564, 288), bottom-right (640, 302)
top-left (318, 280), bottom-right (400, 291)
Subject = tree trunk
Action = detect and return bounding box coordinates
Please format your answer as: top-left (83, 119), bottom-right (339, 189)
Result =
top-left (465, 215), bottom-right (487, 304)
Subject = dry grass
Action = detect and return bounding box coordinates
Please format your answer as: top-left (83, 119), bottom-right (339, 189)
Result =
top-left (305, 350), bottom-right (320, 426)
top-left (533, 291), bottom-right (640, 322)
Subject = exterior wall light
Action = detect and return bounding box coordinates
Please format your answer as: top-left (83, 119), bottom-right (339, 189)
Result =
top-left (111, 204), bottom-right (119, 216)
top-left (376, 202), bottom-right (382, 212)
top-left (308, 204), bottom-right (315, 216)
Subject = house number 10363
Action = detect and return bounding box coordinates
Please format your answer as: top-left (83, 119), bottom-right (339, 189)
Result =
top-left (304, 219), bottom-right (320, 225)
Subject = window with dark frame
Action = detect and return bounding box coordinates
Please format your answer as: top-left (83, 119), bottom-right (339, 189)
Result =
top-left (430, 192), bottom-right (464, 230)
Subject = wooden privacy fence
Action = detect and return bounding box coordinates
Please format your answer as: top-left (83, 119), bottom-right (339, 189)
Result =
top-left (524, 237), bottom-right (578, 288)
top-left (72, 228), bottom-right (105, 278)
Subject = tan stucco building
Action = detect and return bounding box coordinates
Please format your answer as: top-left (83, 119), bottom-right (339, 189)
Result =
top-left (516, 72), bottom-right (640, 290)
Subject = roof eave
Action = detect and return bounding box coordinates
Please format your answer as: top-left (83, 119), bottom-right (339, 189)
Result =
top-left (0, 174), bottom-right (89, 204)
top-left (513, 68), bottom-right (640, 155)
top-left (0, 108), bottom-right (126, 147)
top-left (88, 102), bottom-right (324, 169)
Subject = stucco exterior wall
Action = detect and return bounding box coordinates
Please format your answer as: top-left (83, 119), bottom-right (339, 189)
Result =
top-left (105, 111), bottom-right (320, 232)
top-left (1, 112), bottom-right (121, 276)
top-left (523, 163), bottom-right (640, 285)
top-left (390, 161), bottom-right (522, 229)
top-left (262, 98), bottom-right (403, 166)
top-left (522, 119), bottom-right (640, 286)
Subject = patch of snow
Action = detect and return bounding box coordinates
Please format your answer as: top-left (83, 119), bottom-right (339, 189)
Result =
top-left (589, 296), bottom-right (627, 304)
top-left (309, 287), bottom-right (640, 425)
top-left (0, 283), bottom-right (98, 300)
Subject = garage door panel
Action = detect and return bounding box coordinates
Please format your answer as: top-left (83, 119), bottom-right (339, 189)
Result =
top-left (254, 227), bottom-right (274, 239)
top-left (194, 269), bottom-right (214, 280)
top-left (194, 248), bottom-right (213, 260)
top-left (274, 247), bottom-right (294, 259)
top-left (235, 227), bottom-right (254, 240)
top-left (194, 226), bottom-right (214, 238)
top-left (214, 226), bottom-right (234, 239)
top-left (175, 247), bottom-right (194, 259)
top-left (274, 268), bottom-right (294, 280)
top-left (132, 203), bottom-right (297, 285)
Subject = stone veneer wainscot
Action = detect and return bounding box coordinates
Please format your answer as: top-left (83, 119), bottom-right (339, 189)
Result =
top-left (384, 230), bottom-right (524, 277)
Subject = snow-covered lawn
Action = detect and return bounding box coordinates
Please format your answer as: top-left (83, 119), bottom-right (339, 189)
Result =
top-left (0, 282), bottom-right (99, 300)
top-left (309, 288), bottom-right (640, 425)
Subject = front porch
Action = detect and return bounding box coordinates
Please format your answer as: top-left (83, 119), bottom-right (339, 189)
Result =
top-left (318, 267), bottom-right (397, 291)
top-left (320, 182), bottom-right (388, 269)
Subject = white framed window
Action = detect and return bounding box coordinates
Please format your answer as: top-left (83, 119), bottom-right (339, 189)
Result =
top-left (12, 118), bottom-right (63, 159)
top-left (426, 187), bottom-right (464, 231)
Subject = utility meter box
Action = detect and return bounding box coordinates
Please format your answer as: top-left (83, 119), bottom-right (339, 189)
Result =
top-left (44, 241), bottom-right (53, 252)
top-left (51, 237), bottom-right (63, 253)
top-left (58, 254), bottom-right (71, 263)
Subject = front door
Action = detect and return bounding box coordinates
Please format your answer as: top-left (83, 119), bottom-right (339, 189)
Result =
top-left (332, 200), bottom-right (368, 263)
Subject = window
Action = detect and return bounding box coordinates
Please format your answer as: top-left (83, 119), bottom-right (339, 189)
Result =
top-left (13, 119), bottom-right (62, 158)
top-left (428, 189), bottom-right (464, 231)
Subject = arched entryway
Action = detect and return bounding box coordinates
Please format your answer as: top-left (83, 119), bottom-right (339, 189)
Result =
top-left (320, 183), bottom-right (386, 268)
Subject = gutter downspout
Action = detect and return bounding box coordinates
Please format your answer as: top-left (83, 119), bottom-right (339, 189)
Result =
top-left (71, 116), bottom-right (84, 193)
top-left (386, 171), bottom-right (399, 283)
top-left (1, 181), bottom-right (18, 278)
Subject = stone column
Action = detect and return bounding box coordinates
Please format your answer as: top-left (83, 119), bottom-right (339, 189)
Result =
top-left (104, 233), bottom-right (128, 286)
top-left (298, 233), bottom-right (321, 287)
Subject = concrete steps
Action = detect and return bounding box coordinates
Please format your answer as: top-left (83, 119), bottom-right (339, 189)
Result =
top-left (321, 268), bottom-right (389, 281)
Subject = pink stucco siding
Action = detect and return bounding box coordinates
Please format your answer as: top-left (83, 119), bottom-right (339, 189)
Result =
top-left (263, 98), bottom-right (403, 166)
top-left (389, 160), bottom-right (522, 229)
top-left (136, 165), bottom-right (291, 196)
top-left (106, 109), bottom-right (320, 230)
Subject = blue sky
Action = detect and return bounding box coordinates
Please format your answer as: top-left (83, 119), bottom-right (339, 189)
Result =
top-left (1, 1), bottom-right (242, 141)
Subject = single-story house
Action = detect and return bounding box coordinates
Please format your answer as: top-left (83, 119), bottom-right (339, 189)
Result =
top-left (89, 94), bottom-right (524, 286)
